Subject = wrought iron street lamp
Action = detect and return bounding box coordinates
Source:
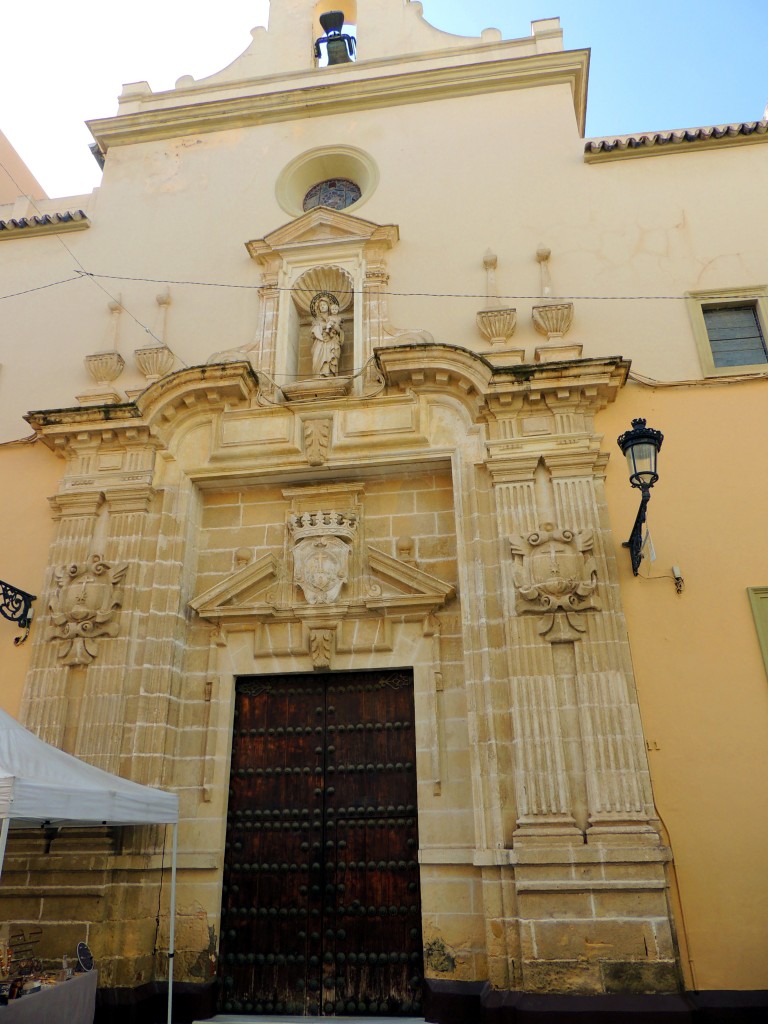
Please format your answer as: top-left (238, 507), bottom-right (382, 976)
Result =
top-left (617, 418), bottom-right (664, 575)
top-left (0, 578), bottom-right (36, 645)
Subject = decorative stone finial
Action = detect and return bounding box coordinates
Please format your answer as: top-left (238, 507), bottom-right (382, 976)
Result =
top-left (531, 246), bottom-right (574, 348)
top-left (535, 246), bottom-right (552, 297)
top-left (477, 248), bottom-right (516, 347)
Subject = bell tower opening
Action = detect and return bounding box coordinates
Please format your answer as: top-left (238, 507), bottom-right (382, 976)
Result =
top-left (314, 2), bottom-right (357, 65)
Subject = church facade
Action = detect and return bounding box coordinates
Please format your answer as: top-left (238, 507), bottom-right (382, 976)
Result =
top-left (1, 2), bottom-right (767, 1020)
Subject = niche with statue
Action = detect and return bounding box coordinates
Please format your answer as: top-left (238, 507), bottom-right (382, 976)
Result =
top-left (282, 265), bottom-right (356, 400)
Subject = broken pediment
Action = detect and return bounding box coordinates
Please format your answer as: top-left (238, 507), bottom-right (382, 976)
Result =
top-left (190, 544), bottom-right (454, 625)
top-left (189, 553), bottom-right (281, 620)
top-left (364, 547), bottom-right (455, 613)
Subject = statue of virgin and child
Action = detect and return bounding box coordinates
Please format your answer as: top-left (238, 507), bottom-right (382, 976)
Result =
top-left (310, 292), bottom-right (344, 377)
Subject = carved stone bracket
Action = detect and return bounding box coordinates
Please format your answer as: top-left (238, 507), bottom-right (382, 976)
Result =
top-left (309, 626), bottom-right (335, 670)
top-left (509, 523), bottom-right (599, 642)
top-left (532, 302), bottom-right (574, 341)
top-left (46, 555), bottom-right (128, 665)
top-left (477, 307), bottom-right (517, 346)
top-left (303, 417), bottom-right (333, 465)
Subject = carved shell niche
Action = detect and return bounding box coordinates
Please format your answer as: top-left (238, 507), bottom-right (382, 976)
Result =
top-left (293, 265), bottom-right (354, 315)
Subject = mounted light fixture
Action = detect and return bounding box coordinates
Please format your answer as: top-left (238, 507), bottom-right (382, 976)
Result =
top-left (315, 10), bottom-right (356, 65)
top-left (0, 578), bottom-right (36, 645)
top-left (617, 418), bottom-right (664, 575)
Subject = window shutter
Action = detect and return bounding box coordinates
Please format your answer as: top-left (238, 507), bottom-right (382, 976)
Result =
top-left (703, 305), bottom-right (767, 367)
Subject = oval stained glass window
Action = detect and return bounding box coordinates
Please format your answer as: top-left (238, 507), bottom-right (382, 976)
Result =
top-left (303, 178), bottom-right (362, 212)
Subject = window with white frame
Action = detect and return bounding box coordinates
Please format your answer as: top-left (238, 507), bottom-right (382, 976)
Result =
top-left (687, 286), bottom-right (768, 376)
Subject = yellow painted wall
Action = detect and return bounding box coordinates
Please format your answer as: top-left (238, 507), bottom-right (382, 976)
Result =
top-left (0, 441), bottom-right (61, 716)
top-left (600, 381), bottom-right (768, 990)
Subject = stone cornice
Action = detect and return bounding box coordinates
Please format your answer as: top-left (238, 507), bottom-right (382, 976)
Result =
top-left (26, 404), bottom-right (145, 453)
top-left (25, 362), bottom-right (259, 452)
top-left (376, 343), bottom-right (629, 418)
top-left (88, 48), bottom-right (589, 151)
top-left (25, 353), bottom-right (627, 461)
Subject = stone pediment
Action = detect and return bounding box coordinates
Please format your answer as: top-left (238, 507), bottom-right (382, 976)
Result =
top-left (246, 208), bottom-right (398, 261)
top-left (190, 553), bottom-right (280, 619)
top-left (364, 547), bottom-right (455, 613)
top-left (190, 545), bottom-right (454, 624)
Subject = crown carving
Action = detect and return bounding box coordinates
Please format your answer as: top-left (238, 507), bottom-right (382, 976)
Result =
top-left (287, 509), bottom-right (358, 542)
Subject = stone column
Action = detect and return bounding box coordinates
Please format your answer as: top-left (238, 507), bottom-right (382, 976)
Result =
top-left (21, 490), bottom-right (105, 747)
top-left (494, 436), bottom-right (676, 994)
top-left (254, 283), bottom-right (281, 379)
top-left (129, 477), bottom-right (202, 790)
top-left (362, 267), bottom-right (388, 387)
top-left (546, 452), bottom-right (656, 832)
top-left (68, 485), bottom-right (155, 772)
top-left (489, 458), bottom-right (579, 838)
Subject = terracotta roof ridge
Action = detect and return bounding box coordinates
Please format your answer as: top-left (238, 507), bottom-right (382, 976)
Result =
top-left (0, 209), bottom-right (90, 240)
top-left (0, 209), bottom-right (87, 232)
top-left (585, 119), bottom-right (768, 155)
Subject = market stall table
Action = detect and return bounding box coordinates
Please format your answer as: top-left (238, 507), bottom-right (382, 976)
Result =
top-left (0, 708), bottom-right (179, 1024)
top-left (0, 970), bottom-right (97, 1023)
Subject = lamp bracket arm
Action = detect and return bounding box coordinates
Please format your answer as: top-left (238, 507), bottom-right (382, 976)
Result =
top-left (622, 488), bottom-right (651, 576)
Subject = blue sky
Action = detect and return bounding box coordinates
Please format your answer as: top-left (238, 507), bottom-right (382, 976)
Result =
top-left (2, 1), bottom-right (766, 198)
top-left (431, 1), bottom-right (768, 135)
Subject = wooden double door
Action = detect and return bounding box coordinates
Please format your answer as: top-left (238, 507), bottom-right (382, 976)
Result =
top-left (219, 670), bottom-right (423, 1016)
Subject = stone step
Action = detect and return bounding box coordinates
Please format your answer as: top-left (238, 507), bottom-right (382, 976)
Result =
top-left (193, 1017), bottom-right (426, 1024)
top-left (194, 1017), bottom-right (426, 1024)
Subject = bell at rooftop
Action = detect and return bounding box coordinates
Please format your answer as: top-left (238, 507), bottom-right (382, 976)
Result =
top-left (319, 11), bottom-right (346, 36)
top-left (315, 10), bottom-right (356, 65)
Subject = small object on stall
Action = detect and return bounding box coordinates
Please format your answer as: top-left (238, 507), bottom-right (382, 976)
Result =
top-left (76, 942), bottom-right (94, 972)
top-left (57, 952), bottom-right (73, 983)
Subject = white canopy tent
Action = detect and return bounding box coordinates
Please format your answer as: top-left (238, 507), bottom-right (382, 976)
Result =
top-left (0, 709), bottom-right (180, 1024)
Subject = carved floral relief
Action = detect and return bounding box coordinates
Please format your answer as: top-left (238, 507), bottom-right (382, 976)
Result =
top-left (46, 555), bottom-right (128, 665)
top-left (303, 418), bottom-right (332, 466)
top-left (509, 523), bottom-right (599, 642)
top-left (309, 627), bottom-right (334, 669)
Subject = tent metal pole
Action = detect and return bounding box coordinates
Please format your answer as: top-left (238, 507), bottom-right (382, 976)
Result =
top-left (167, 821), bottom-right (178, 1024)
top-left (0, 817), bottom-right (10, 883)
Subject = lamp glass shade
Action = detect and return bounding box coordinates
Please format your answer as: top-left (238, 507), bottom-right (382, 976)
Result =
top-left (617, 418), bottom-right (663, 489)
top-left (625, 442), bottom-right (658, 488)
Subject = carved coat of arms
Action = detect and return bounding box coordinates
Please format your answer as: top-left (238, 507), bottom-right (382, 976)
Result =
top-left (47, 555), bottom-right (128, 665)
top-left (509, 523), bottom-right (600, 642)
top-left (293, 536), bottom-right (351, 605)
top-left (288, 510), bottom-right (358, 606)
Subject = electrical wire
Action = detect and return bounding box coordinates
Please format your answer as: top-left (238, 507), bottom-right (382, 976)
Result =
top-left (3, 263), bottom-right (764, 307)
top-left (0, 274), bottom-right (84, 302)
top-left (0, 433), bottom-right (38, 447)
top-left (3, 159), bottom-right (767, 390)
top-left (252, 354), bottom-right (384, 400)
top-left (0, 159), bottom-right (186, 365)
top-left (73, 270), bottom-right (766, 303)
top-left (629, 369), bottom-right (768, 388)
